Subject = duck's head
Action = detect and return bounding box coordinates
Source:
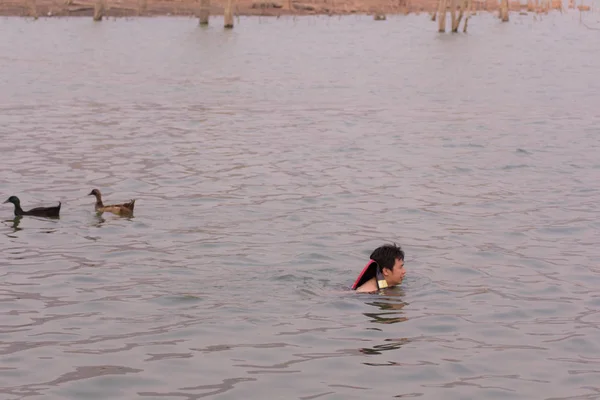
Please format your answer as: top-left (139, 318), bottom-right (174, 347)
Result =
top-left (3, 196), bottom-right (20, 205)
top-left (88, 189), bottom-right (100, 197)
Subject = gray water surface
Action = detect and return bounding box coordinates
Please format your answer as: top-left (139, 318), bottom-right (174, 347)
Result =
top-left (1, 12), bottom-right (600, 400)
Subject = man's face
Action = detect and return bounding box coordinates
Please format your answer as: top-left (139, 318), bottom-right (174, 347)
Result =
top-left (383, 258), bottom-right (405, 286)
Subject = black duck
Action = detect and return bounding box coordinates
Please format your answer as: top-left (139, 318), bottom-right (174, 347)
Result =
top-left (3, 196), bottom-right (61, 217)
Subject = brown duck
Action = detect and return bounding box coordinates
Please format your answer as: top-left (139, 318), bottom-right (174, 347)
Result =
top-left (3, 195), bottom-right (61, 217)
top-left (88, 189), bottom-right (135, 216)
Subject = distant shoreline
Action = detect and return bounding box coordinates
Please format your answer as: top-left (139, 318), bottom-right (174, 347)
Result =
top-left (0, 0), bottom-right (551, 19)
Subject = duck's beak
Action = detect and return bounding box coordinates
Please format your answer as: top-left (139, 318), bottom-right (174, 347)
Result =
top-left (3, 199), bottom-right (9, 204)
top-left (88, 191), bottom-right (94, 196)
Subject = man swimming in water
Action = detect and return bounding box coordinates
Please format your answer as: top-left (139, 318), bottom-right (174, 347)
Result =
top-left (352, 243), bottom-right (406, 293)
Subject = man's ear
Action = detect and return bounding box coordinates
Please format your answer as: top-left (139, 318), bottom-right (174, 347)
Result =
top-left (382, 267), bottom-right (390, 277)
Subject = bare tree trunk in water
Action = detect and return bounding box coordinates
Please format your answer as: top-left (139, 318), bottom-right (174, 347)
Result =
top-left (224, 0), bottom-right (234, 28)
top-left (454, 0), bottom-right (465, 31)
top-left (463, 0), bottom-right (472, 32)
top-left (500, 0), bottom-right (509, 21)
top-left (199, 0), bottom-right (210, 25)
top-left (437, 0), bottom-right (447, 32)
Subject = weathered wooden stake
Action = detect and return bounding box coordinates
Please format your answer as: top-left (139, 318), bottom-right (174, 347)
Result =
top-left (224, 0), bottom-right (234, 28)
top-left (199, 0), bottom-right (210, 25)
top-left (500, 0), bottom-right (509, 21)
top-left (454, 0), bottom-right (466, 31)
top-left (29, 0), bottom-right (38, 19)
top-left (138, 0), bottom-right (146, 15)
top-left (437, 0), bottom-right (447, 32)
top-left (463, 0), bottom-right (472, 31)
top-left (93, 0), bottom-right (105, 20)
top-left (450, 0), bottom-right (457, 31)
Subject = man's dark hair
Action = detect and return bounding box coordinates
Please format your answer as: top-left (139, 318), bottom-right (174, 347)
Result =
top-left (370, 243), bottom-right (404, 271)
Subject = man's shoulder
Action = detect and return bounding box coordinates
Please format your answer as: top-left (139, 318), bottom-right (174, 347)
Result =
top-left (355, 277), bottom-right (378, 293)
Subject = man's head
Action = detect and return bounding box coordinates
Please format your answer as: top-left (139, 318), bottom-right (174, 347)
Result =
top-left (370, 243), bottom-right (405, 286)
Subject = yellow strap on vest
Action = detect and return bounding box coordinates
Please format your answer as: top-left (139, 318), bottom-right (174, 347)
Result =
top-left (376, 268), bottom-right (388, 289)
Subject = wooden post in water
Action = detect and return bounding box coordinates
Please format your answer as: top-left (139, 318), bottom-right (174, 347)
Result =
top-left (29, 0), bottom-right (38, 19)
top-left (453, 0), bottom-right (465, 31)
top-left (450, 0), bottom-right (457, 31)
top-left (224, 0), bottom-right (234, 28)
top-left (500, 0), bottom-right (509, 21)
top-left (437, 0), bottom-right (447, 31)
top-left (93, 0), bottom-right (105, 20)
top-left (138, 0), bottom-right (147, 15)
top-left (199, 0), bottom-right (210, 25)
top-left (463, 0), bottom-right (472, 31)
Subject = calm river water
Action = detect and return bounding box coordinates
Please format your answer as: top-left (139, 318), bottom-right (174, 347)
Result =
top-left (1, 11), bottom-right (600, 400)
